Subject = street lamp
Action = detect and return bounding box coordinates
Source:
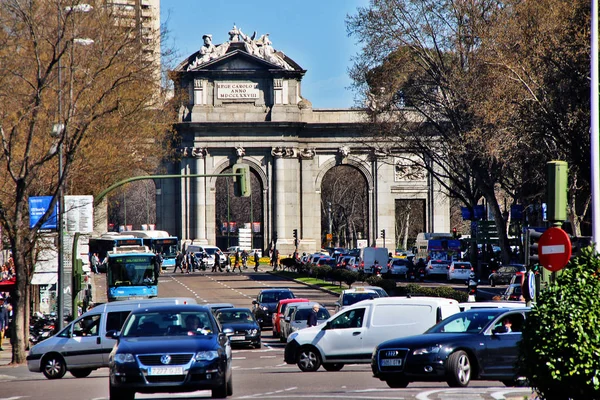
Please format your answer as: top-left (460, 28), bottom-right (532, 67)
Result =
top-left (55, 3), bottom-right (93, 329)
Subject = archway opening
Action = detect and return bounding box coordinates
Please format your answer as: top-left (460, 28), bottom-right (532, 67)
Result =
top-left (320, 165), bottom-right (368, 249)
top-left (215, 167), bottom-right (264, 251)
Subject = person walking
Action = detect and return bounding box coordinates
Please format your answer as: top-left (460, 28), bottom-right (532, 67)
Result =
top-left (253, 250), bottom-right (260, 272)
top-left (90, 253), bottom-right (100, 274)
top-left (174, 251), bottom-right (184, 273)
top-left (307, 304), bottom-right (319, 327)
top-left (271, 249), bottom-right (278, 271)
top-left (232, 250), bottom-right (242, 273)
top-left (0, 295), bottom-right (9, 351)
top-left (241, 250), bottom-right (248, 269)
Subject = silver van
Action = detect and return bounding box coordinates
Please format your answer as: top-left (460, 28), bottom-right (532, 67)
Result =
top-left (26, 297), bottom-right (196, 379)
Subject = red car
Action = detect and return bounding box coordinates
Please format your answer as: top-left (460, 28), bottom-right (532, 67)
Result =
top-left (271, 298), bottom-right (309, 337)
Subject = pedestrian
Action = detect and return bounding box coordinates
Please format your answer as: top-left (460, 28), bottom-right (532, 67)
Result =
top-left (241, 250), bottom-right (248, 269)
top-left (253, 250), bottom-right (260, 272)
top-left (211, 253), bottom-right (219, 272)
top-left (0, 295), bottom-right (8, 351)
top-left (307, 304), bottom-right (319, 327)
top-left (174, 251), bottom-right (184, 273)
top-left (90, 253), bottom-right (100, 274)
top-left (232, 250), bottom-right (241, 273)
top-left (271, 249), bottom-right (278, 271)
top-left (156, 252), bottom-right (164, 274)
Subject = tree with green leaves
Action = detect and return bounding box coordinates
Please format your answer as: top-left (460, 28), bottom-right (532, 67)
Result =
top-left (518, 247), bottom-right (600, 399)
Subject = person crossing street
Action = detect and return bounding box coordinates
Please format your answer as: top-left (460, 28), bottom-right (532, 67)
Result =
top-left (253, 250), bottom-right (260, 272)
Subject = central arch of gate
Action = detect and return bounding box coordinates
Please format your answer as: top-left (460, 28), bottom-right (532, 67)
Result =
top-left (158, 27), bottom-right (450, 254)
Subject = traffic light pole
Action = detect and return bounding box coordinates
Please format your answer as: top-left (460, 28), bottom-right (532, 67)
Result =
top-left (94, 173), bottom-right (244, 205)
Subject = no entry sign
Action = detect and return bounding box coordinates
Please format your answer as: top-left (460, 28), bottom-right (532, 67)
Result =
top-left (538, 227), bottom-right (572, 272)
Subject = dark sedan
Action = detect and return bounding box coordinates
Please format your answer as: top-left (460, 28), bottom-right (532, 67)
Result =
top-left (106, 304), bottom-right (232, 400)
top-left (251, 288), bottom-right (295, 328)
top-left (215, 308), bottom-right (261, 349)
top-left (371, 308), bottom-right (530, 388)
top-left (488, 264), bottom-right (526, 287)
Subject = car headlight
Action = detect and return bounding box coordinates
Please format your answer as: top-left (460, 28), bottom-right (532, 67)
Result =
top-left (114, 353), bottom-right (135, 363)
top-left (412, 345), bottom-right (441, 355)
top-left (195, 351), bottom-right (219, 361)
top-left (261, 306), bottom-right (269, 311)
top-left (250, 329), bottom-right (258, 335)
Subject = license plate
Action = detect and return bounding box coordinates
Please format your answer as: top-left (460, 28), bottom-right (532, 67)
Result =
top-left (148, 367), bottom-right (183, 375)
top-left (231, 335), bottom-right (245, 341)
top-left (381, 359), bottom-right (403, 367)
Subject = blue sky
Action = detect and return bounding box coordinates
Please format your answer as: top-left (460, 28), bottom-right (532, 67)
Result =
top-left (160, 0), bottom-right (368, 109)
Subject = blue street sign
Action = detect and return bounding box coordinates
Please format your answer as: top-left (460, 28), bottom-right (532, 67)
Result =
top-left (510, 204), bottom-right (524, 220)
top-left (461, 207), bottom-right (473, 220)
top-left (29, 196), bottom-right (58, 230)
top-left (473, 205), bottom-right (485, 220)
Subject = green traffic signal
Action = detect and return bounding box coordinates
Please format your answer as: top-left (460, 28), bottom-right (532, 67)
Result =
top-left (232, 163), bottom-right (251, 197)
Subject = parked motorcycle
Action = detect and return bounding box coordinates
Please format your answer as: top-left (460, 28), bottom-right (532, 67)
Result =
top-left (418, 267), bottom-right (426, 282)
top-left (29, 312), bottom-right (58, 345)
top-left (467, 273), bottom-right (479, 302)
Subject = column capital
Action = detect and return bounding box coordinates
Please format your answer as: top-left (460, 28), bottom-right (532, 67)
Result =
top-left (271, 146), bottom-right (296, 158)
top-left (298, 147), bottom-right (315, 160)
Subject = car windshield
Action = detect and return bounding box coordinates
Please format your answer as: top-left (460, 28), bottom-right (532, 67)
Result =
top-left (205, 248), bottom-right (217, 255)
top-left (259, 292), bottom-right (293, 303)
top-left (216, 310), bottom-right (254, 324)
top-left (342, 292), bottom-right (376, 306)
top-left (122, 310), bottom-right (214, 337)
top-left (426, 310), bottom-right (500, 334)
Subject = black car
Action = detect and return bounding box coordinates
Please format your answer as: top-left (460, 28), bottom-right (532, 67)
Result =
top-left (215, 307), bottom-right (261, 349)
top-left (106, 304), bottom-right (232, 400)
top-left (252, 288), bottom-right (295, 328)
top-left (488, 264), bottom-right (526, 287)
top-left (371, 308), bottom-right (530, 388)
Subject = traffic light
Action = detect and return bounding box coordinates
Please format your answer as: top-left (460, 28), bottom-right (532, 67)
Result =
top-left (525, 228), bottom-right (544, 266)
top-left (72, 258), bottom-right (83, 295)
top-left (232, 163), bottom-right (251, 197)
top-left (452, 227), bottom-right (458, 239)
top-left (380, 229), bottom-right (386, 239)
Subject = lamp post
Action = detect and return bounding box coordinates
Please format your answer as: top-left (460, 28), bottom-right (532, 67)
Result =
top-left (54, 3), bottom-right (93, 329)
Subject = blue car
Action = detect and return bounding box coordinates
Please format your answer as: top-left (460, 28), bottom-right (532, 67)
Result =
top-left (371, 308), bottom-right (530, 388)
top-left (215, 307), bottom-right (261, 348)
top-left (107, 304), bottom-right (232, 399)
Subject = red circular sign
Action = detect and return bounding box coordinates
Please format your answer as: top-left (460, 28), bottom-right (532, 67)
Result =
top-left (538, 227), bottom-right (572, 272)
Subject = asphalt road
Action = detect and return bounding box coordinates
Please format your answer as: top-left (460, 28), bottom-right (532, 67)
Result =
top-left (0, 270), bottom-right (532, 400)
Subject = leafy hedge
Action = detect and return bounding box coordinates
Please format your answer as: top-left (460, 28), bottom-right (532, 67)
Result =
top-left (394, 283), bottom-right (468, 302)
top-left (518, 246), bottom-right (600, 399)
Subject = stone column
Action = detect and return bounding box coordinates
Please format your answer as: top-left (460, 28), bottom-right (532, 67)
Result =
top-left (180, 147), bottom-right (190, 241)
top-left (192, 147), bottom-right (208, 244)
top-left (271, 147), bottom-right (285, 241)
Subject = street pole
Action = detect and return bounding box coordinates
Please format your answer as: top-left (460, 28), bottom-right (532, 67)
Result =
top-left (55, 3), bottom-right (65, 330)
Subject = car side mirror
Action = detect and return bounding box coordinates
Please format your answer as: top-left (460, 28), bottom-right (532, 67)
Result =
top-left (322, 321), bottom-right (331, 330)
top-left (105, 330), bottom-right (119, 340)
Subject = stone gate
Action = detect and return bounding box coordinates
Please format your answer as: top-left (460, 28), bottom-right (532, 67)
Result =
top-left (157, 26), bottom-right (450, 254)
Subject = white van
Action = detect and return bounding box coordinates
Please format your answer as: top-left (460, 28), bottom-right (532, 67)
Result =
top-left (361, 247), bottom-right (389, 274)
top-left (284, 296), bottom-right (460, 372)
top-left (26, 297), bottom-right (197, 379)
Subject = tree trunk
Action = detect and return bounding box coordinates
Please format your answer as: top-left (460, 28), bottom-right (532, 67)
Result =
top-left (11, 247), bottom-right (28, 364)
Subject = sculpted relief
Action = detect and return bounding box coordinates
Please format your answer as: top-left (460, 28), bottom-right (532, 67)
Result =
top-left (394, 156), bottom-right (426, 182)
top-left (187, 25), bottom-right (293, 71)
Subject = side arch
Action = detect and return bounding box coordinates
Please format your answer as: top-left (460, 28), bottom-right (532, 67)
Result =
top-left (314, 156), bottom-right (374, 192)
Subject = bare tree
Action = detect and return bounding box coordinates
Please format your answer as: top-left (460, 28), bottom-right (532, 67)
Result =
top-left (0, 1), bottom-right (174, 363)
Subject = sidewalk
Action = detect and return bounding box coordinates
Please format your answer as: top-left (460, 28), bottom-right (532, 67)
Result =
top-left (0, 341), bottom-right (13, 367)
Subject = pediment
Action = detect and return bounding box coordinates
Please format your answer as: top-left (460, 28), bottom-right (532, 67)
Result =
top-left (183, 50), bottom-right (286, 72)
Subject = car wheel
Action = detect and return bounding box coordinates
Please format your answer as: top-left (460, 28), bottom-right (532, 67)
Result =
top-left (211, 377), bottom-right (228, 398)
top-left (490, 278), bottom-right (495, 287)
top-left (446, 350), bottom-right (471, 387)
top-left (297, 346), bottom-right (321, 372)
top-left (254, 341), bottom-right (262, 349)
top-left (386, 378), bottom-right (409, 388)
top-left (109, 383), bottom-right (134, 400)
top-left (42, 354), bottom-right (67, 379)
top-left (226, 374), bottom-right (233, 396)
top-left (70, 368), bottom-right (92, 378)
top-left (322, 363), bottom-right (344, 372)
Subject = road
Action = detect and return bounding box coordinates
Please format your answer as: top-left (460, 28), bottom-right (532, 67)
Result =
top-left (0, 270), bottom-right (532, 400)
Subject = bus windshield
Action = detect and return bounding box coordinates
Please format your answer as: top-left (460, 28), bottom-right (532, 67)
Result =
top-left (107, 255), bottom-right (156, 286)
top-left (150, 238), bottom-right (178, 258)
